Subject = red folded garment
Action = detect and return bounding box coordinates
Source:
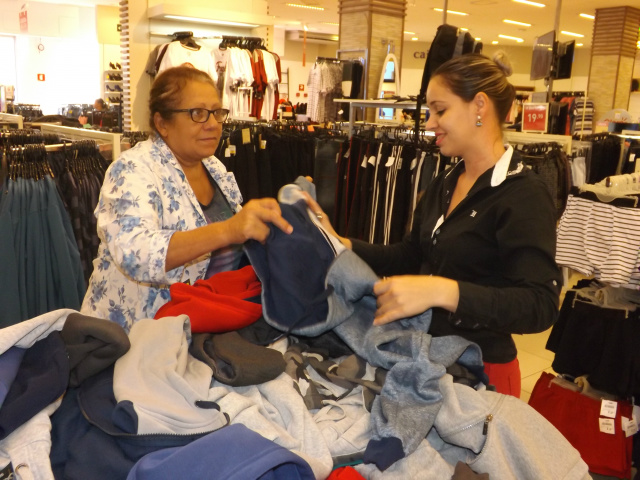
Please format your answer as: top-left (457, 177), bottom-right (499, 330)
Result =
top-left (154, 265), bottom-right (263, 333)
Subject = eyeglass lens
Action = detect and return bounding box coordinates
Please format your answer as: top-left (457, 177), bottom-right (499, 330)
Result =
top-left (191, 108), bottom-right (228, 123)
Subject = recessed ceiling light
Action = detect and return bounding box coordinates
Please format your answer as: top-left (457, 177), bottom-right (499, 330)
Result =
top-left (286, 3), bottom-right (325, 11)
top-left (561, 31), bottom-right (584, 38)
top-left (503, 19), bottom-right (531, 27)
top-left (579, 13), bottom-right (595, 20)
top-left (404, 31), bottom-right (416, 35)
top-left (512, 0), bottom-right (545, 7)
top-left (411, 37), bottom-right (419, 41)
top-left (433, 8), bottom-right (468, 16)
top-left (498, 34), bottom-right (524, 42)
top-left (163, 16), bottom-right (259, 27)
top-left (492, 40), bottom-right (499, 44)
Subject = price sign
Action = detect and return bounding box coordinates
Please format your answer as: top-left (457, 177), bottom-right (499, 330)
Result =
top-left (522, 103), bottom-right (549, 133)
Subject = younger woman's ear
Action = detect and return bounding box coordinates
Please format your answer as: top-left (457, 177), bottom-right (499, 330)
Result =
top-left (473, 92), bottom-right (490, 116)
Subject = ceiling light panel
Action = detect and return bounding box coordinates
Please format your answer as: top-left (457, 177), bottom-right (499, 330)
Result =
top-left (498, 34), bottom-right (524, 42)
top-left (286, 3), bottom-right (325, 11)
top-left (503, 19), bottom-right (531, 27)
top-left (433, 8), bottom-right (468, 16)
top-left (579, 13), bottom-right (595, 20)
top-left (512, 0), bottom-right (545, 7)
top-left (561, 31), bottom-right (584, 38)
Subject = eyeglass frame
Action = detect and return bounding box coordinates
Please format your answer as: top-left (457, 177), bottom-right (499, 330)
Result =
top-left (163, 107), bottom-right (230, 123)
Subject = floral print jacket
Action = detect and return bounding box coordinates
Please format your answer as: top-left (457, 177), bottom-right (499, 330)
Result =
top-left (80, 136), bottom-right (243, 332)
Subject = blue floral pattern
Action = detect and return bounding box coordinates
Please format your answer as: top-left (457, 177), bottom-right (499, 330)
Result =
top-left (80, 136), bottom-right (243, 333)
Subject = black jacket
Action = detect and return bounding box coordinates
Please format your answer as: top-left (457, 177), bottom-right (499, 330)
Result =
top-left (352, 148), bottom-right (562, 363)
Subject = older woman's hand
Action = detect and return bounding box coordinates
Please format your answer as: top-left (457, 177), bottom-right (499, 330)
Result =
top-left (228, 198), bottom-right (293, 243)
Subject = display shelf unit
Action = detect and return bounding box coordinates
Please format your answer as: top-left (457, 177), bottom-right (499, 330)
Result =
top-left (104, 69), bottom-right (123, 103)
top-left (335, 99), bottom-right (429, 137)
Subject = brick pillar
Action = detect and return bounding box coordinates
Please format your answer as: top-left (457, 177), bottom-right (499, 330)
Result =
top-left (587, 6), bottom-right (640, 120)
top-left (338, 0), bottom-right (407, 121)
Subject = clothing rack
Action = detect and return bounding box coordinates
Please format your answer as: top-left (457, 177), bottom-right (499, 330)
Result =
top-left (552, 91), bottom-right (586, 99)
top-left (38, 124), bottom-right (121, 158)
top-left (503, 131), bottom-right (573, 154)
top-left (315, 57), bottom-right (341, 64)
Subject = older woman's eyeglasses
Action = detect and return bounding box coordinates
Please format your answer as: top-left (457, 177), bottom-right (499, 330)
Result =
top-left (167, 108), bottom-right (230, 123)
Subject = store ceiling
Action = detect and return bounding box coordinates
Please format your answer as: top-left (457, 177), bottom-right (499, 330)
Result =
top-left (79, 0), bottom-right (637, 48)
top-left (267, 0), bottom-right (631, 48)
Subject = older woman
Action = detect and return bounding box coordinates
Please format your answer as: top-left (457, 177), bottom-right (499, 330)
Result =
top-left (81, 66), bottom-right (291, 332)
top-left (306, 53), bottom-right (562, 397)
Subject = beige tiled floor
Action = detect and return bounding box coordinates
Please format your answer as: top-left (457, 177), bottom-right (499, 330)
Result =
top-left (515, 329), bottom-right (556, 403)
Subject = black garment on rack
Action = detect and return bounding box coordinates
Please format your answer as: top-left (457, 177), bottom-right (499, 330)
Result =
top-left (48, 141), bottom-right (109, 283)
top-left (588, 135), bottom-right (621, 184)
top-left (547, 281), bottom-right (640, 400)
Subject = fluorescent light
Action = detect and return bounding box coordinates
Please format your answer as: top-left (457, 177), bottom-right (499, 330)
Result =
top-left (433, 8), bottom-right (468, 16)
top-left (580, 13), bottom-right (595, 20)
top-left (503, 19), bottom-right (531, 27)
top-left (322, 22), bottom-right (339, 26)
top-left (404, 31), bottom-right (416, 35)
top-left (411, 37), bottom-right (419, 41)
top-left (460, 28), bottom-right (469, 31)
top-left (475, 37), bottom-right (481, 41)
top-left (492, 41), bottom-right (499, 44)
top-left (163, 15), bottom-right (259, 27)
top-left (576, 43), bottom-right (583, 47)
top-left (286, 3), bottom-right (325, 11)
top-left (561, 30), bottom-right (584, 38)
top-left (498, 34), bottom-right (524, 42)
top-left (512, 0), bottom-right (545, 7)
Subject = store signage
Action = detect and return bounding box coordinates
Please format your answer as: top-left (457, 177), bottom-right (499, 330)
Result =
top-left (37, 74), bottom-right (45, 81)
top-left (19, 8), bottom-right (28, 33)
top-left (521, 103), bottom-right (549, 133)
top-left (413, 51), bottom-right (426, 59)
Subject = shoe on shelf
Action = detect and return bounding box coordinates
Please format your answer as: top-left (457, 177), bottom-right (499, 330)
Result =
top-left (109, 62), bottom-right (116, 69)
top-left (116, 62), bottom-right (122, 70)
top-left (114, 85), bottom-right (122, 92)
top-left (105, 85), bottom-right (113, 92)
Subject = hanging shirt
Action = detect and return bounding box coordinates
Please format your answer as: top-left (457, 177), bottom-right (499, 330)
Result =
top-left (261, 51), bottom-right (280, 121)
top-left (157, 42), bottom-right (217, 82)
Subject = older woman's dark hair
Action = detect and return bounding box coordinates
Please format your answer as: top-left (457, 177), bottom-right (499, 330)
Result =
top-left (148, 66), bottom-right (218, 133)
top-left (432, 52), bottom-right (516, 123)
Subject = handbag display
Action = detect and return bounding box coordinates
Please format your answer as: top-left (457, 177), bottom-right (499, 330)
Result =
top-left (528, 371), bottom-right (634, 478)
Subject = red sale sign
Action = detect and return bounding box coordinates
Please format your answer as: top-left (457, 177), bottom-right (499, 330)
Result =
top-left (521, 103), bottom-right (549, 133)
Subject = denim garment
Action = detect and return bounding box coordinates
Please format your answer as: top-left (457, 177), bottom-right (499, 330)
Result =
top-left (245, 183), bottom-right (487, 471)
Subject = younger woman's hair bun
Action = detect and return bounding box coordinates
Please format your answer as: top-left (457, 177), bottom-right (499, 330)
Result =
top-left (493, 51), bottom-right (513, 77)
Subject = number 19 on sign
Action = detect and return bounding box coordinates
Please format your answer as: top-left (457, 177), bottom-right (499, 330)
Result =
top-left (521, 103), bottom-right (549, 133)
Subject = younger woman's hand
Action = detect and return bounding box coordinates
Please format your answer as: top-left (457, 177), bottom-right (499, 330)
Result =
top-left (301, 191), bottom-right (352, 249)
top-left (372, 275), bottom-right (460, 325)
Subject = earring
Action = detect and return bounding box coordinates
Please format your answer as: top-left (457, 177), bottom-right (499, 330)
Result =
top-left (476, 115), bottom-right (483, 127)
